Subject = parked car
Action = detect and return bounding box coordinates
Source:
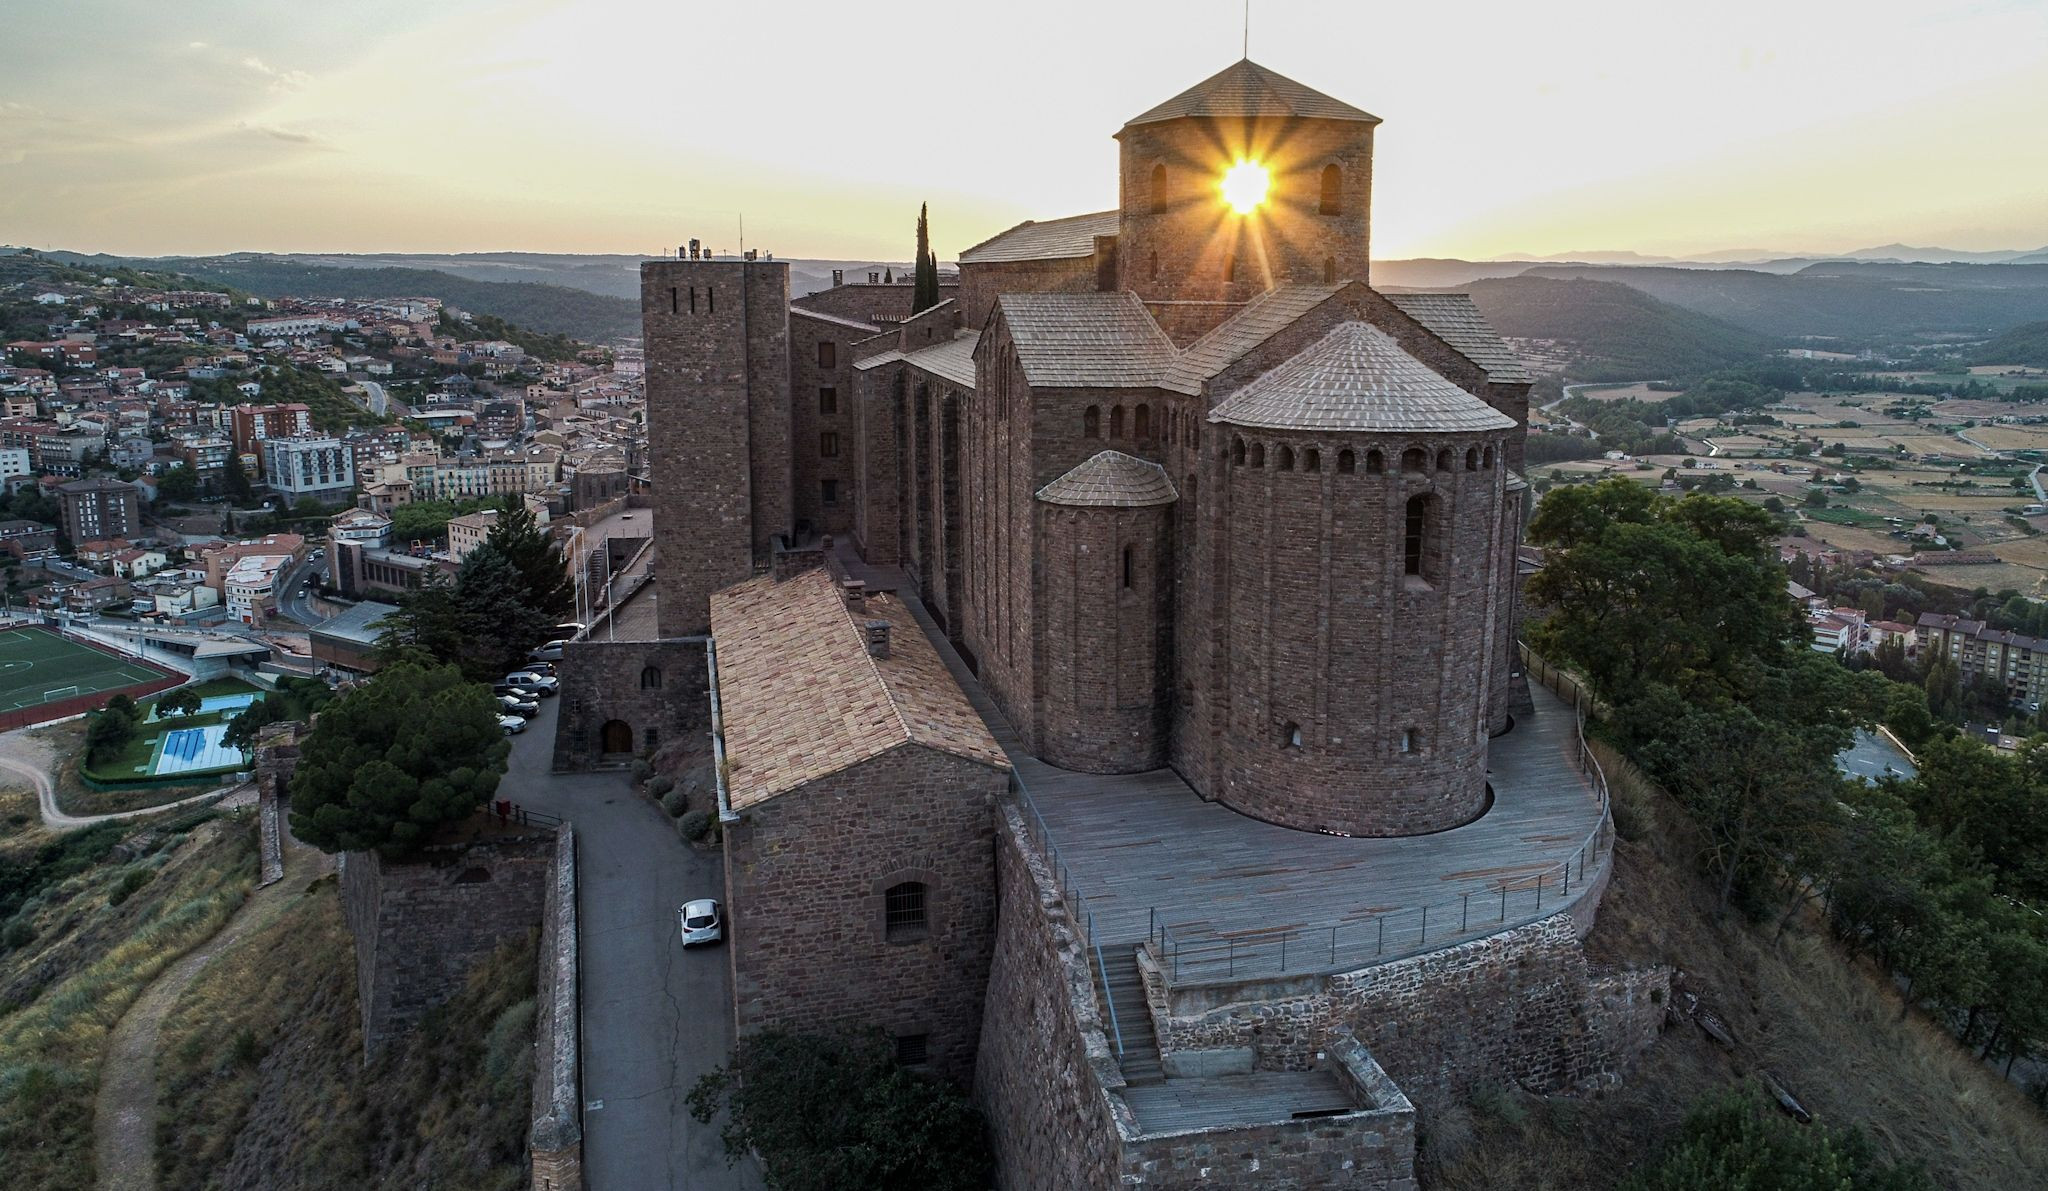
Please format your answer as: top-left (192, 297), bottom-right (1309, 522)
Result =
top-left (498, 694), bottom-right (539, 718)
top-left (678, 899), bottom-right (723, 947)
top-left (522, 660), bottom-right (556, 677)
top-left (493, 681), bottom-right (544, 700)
top-left (528, 640), bottom-right (566, 661)
top-left (505, 670), bottom-right (558, 695)
top-left (552, 621), bottom-right (586, 638)
top-left (499, 715), bottom-right (527, 735)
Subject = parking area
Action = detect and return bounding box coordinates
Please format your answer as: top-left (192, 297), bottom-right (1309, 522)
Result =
top-left (498, 698), bottom-right (758, 1191)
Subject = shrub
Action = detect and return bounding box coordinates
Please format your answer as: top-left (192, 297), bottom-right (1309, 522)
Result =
top-left (1, 919), bottom-right (33, 952)
top-left (647, 774), bottom-right (675, 798)
top-left (1623, 1085), bottom-right (1931, 1191)
top-left (662, 788), bottom-right (689, 817)
top-left (679, 809), bottom-right (714, 842)
top-left (108, 865), bottom-right (155, 907)
top-left (631, 759), bottom-right (654, 784)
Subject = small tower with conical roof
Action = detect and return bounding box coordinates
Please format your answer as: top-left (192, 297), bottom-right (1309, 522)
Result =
top-left (1115, 60), bottom-right (1380, 319)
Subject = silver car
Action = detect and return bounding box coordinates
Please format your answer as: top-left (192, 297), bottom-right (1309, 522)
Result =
top-left (499, 714), bottom-right (527, 735)
top-left (678, 899), bottom-right (723, 947)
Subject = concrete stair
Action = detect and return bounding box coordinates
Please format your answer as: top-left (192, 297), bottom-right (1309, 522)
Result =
top-left (1096, 948), bottom-right (1164, 1085)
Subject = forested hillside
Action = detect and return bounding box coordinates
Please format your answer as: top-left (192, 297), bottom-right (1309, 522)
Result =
top-left (1976, 321), bottom-right (2048, 367)
top-left (49, 253), bottom-right (637, 342)
top-left (1459, 276), bottom-right (1774, 381)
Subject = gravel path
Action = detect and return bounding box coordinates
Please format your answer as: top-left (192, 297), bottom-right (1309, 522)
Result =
top-left (0, 727), bottom-right (234, 831)
top-left (92, 838), bottom-right (331, 1190)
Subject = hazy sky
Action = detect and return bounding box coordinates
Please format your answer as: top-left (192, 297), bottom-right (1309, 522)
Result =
top-left (4, 0), bottom-right (2046, 262)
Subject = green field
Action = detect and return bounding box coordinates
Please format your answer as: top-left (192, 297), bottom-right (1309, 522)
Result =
top-left (1802, 506), bottom-right (1891, 528)
top-left (0, 625), bottom-right (166, 713)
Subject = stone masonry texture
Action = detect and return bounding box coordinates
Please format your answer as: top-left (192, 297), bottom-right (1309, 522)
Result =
top-left (550, 638), bottom-right (708, 771)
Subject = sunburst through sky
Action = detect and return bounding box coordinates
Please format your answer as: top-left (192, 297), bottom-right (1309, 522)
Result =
top-left (3, 0), bottom-right (2046, 260)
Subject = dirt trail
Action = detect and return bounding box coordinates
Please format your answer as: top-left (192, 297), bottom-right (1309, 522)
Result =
top-left (0, 727), bottom-right (232, 831)
top-left (92, 839), bottom-right (332, 1190)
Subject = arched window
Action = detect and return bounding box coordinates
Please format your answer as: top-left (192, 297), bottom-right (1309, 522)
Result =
top-left (1135, 404), bottom-right (1151, 440)
top-left (1324, 256), bottom-right (1337, 284)
top-left (1150, 163), bottom-right (1169, 213)
top-left (640, 665), bottom-right (662, 690)
top-left (1084, 405), bottom-right (1100, 439)
top-left (817, 341), bottom-right (836, 369)
top-left (1249, 442), bottom-right (1265, 468)
top-left (1233, 437), bottom-right (1246, 466)
top-left (1482, 446), bottom-right (1495, 469)
top-left (1224, 253), bottom-right (1237, 282)
top-left (1303, 448), bottom-right (1321, 472)
top-left (1149, 250), bottom-right (1160, 279)
top-left (1404, 494), bottom-right (1440, 582)
top-left (1400, 727), bottom-right (1420, 754)
top-left (1319, 164), bottom-right (1343, 215)
top-left (1401, 447), bottom-right (1425, 474)
top-left (1121, 545), bottom-right (1134, 588)
top-left (885, 881), bottom-right (929, 941)
top-left (1110, 406), bottom-right (1125, 439)
top-left (1283, 721), bottom-right (1303, 750)
top-left (1276, 446), bottom-right (1295, 471)
top-left (1465, 447), bottom-right (1479, 471)
top-left (1337, 448), bottom-right (1356, 474)
top-left (1367, 449), bottom-right (1385, 474)
top-left (1436, 448), bottom-right (1452, 471)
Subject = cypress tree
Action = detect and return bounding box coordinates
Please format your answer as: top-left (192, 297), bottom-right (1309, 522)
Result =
top-left (913, 202), bottom-right (940, 314)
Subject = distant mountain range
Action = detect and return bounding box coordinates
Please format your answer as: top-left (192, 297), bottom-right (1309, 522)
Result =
top-left (1488, 243), bottom-right (2048, 267)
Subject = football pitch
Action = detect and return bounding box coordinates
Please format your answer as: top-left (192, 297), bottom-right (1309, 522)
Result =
top-left (0, 626), bottom-right (166, 714)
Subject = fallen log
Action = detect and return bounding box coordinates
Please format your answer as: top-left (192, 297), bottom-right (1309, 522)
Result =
top-left (1759, 1069), bottom-right (1812, 1124)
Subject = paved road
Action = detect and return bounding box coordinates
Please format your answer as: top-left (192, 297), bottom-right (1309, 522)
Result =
top-left (1838, 727), bottom-right (1918, 785)
top-left (271, 554), bottom-right (328, 628)
top-left (499, 699), bottom-right (757, 1191)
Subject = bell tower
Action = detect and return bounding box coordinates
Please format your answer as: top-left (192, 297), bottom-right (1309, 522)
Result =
top-left (1114, 60), bottom-right (1380, 309)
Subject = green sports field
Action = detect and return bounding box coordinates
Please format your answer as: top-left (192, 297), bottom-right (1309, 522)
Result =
top-left (0, 625), bottom-right (168, 714)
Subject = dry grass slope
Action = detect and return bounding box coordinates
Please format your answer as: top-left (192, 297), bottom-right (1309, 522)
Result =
top-left (154, 881), bottom-right (535, 1191)
top-left (0, 804), bottom-right (256, 1191)
top-left (1423, 742), bottom-right (2048, 1190)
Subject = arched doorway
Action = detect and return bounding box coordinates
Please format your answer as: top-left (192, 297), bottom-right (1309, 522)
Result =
top-left (600, 720), bottom-right (633, 755)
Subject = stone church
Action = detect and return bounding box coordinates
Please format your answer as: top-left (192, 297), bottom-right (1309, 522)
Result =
top-left (633, 59), bottom-right (1663, 1188)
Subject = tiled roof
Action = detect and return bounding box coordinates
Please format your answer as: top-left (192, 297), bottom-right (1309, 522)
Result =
top-left (996, 292), bottom-right (1177, 389)
top-left (1208, 322), bottom-right (1517, 434)
top-left (1161, 284), bottom-right (1343, 396)
top-left (1036, 450), bottom-right (1179, 508)
top-left (905, 331), bottom-right (979, 389)
top-left (1124, 59), bottom-right (1381, 129)
top-left (710, 569), bottom-right (1008, 809)
top-left (789, 306), bottom-right (881, 334)
top-left (959, 211), bottom-right (1119, 264)
top-left (1384, 293), bottom-right (1534, 384)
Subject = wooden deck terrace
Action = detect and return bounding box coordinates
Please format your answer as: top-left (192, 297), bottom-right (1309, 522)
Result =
top-left (828, 543), bottom-right (1611, 986)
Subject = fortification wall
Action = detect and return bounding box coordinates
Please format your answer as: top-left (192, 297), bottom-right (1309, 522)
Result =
top-left (338, 828), bottom-right (554, 1056)
top-left (530, 827), bottom-right (582, 1191)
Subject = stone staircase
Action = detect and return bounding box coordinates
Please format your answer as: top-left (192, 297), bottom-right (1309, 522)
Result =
top-left (1096, 947), bottom-right (1164, 1085)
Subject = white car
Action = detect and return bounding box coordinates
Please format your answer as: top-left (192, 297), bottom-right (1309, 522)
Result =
top-left (505, 670), bottom-right (559, 695)
top-left (529, 640), bottom-right (566, 661)
top-left (498, 714), bottom-right (527, 735)
top-left (678, 899), bottom-right (723, 947)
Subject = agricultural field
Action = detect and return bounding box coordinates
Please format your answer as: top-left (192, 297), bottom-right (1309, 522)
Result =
top-left (1572, 382), bottom-right (1678, 403)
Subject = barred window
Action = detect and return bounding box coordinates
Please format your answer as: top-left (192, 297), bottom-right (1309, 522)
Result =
top-left (885, 881), bottom-right (928, 941)
top-left (895, 1033), bottom-right (930, 1066)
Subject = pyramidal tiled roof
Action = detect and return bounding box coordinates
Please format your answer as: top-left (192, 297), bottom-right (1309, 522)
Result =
top-left (1209, 322), bottom-right (1517, 434)
top-left (1125, 59), bottom-right (1381, 129)
top-left (1036, 450), bottom-right (1179, 508)
top-left (1161, 283), bottom-right (1345, 396)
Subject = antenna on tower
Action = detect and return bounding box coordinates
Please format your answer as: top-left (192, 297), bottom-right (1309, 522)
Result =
top-left (1243, 0), bottom-right (1250, 58)
top-left (739, 213), bottom-right (745, 257)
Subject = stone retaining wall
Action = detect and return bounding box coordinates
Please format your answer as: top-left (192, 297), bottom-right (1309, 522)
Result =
top-left (1143, 912), bottom-right (1670, 1114)
top-left (530, 826), bottom-right (582, 1191)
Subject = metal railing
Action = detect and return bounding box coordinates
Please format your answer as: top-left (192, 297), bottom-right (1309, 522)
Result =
top-left (1144, 645), bottom-right (1614, 987)
top-left (1012, 787), bottom-right (1126, 1064)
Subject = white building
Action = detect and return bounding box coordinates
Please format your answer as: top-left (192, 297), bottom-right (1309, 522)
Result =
top-left (224, 553), bottom-right (290, 623)
top-left (0, 447), bottom-right (29, 486)
top-left (261, 435), bottom-right (356, 506)
top-left (328, 506), bottom-right (392, 550)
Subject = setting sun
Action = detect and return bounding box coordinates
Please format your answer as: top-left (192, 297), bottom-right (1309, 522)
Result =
top-left (1219, 158), bottom-right (1270, 215)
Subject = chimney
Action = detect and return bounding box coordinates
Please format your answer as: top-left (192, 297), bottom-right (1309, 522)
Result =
top-left (832, 268), bottom-right (844, 287)
top-left (841, 578), bottom-right (867, 612)
top-left (864, 619), bottom-right (890, 659)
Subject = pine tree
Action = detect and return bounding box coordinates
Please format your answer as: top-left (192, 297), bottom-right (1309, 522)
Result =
top-left (913, 202), bottom-right (940, 315)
